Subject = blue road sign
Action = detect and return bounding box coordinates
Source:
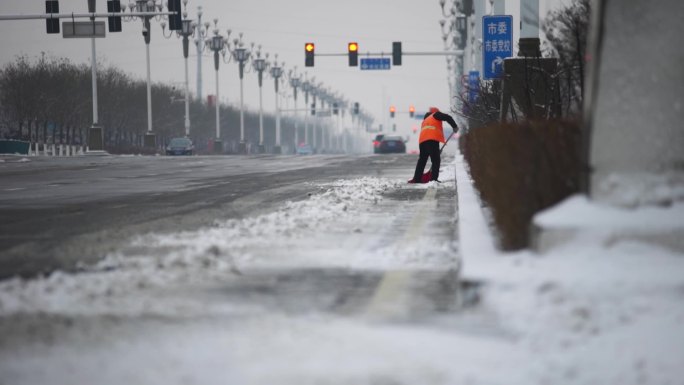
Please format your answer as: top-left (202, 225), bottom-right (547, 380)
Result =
top-left (360, 58), bottom-right (391, 70)
top-left (482, 15), bottom-right (513, 79)
top-left (468, 71), bottom-right (480, 105)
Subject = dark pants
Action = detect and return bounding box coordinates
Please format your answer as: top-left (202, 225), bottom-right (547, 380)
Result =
top-left (412, 140), bottom-right (440, 182)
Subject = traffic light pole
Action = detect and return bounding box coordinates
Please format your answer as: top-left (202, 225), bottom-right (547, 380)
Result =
top-left (88, 19), bottom-right (104, 152)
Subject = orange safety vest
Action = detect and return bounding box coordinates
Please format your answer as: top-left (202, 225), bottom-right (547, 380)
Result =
top-left (419, 113), bottom-right (445, 144)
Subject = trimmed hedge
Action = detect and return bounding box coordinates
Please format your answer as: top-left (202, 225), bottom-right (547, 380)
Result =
top-left (461, 120), bottom-right (581, 250)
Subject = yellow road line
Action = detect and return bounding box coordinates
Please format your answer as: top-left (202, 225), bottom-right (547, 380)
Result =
top-left (365, 188), bottom-right (437, 319)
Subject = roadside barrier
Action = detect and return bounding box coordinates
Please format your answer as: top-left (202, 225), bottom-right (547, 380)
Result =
top-left (27, 142), bottom-right (86, 157)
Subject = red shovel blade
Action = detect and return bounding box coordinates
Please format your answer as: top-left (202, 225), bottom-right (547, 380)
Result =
top-left (408, 170), bottom-right (432, 184)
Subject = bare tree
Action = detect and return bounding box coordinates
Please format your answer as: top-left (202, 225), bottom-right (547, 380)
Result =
top-left (543, 0), bottom-right (591, 116)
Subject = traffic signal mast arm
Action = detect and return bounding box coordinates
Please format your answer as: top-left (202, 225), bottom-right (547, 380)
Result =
top-left (0, 12), bottom-right (176, 20)
top-left (389, 106), bottom-right (417, 118)
top-left (309, 50), bottom-right (464, 57)
top-left (0, 11), bottom-right (176, 21)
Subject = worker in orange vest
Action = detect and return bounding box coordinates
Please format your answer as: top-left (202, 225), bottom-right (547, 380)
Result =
top-left (410, 107), bottom-right (458, 183)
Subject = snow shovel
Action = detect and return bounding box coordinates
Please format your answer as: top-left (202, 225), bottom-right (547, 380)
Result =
top-left (409, 131), bottom-right (456, 184)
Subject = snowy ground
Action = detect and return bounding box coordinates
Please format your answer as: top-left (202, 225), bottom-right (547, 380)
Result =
top-left (1, 152), bottom-right (683, 385)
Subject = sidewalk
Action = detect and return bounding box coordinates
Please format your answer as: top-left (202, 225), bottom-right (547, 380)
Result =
top-left (453, 152), bottom-right (684, 384)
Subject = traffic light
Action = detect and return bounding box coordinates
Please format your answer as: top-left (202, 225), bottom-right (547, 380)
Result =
top-left (348, 42), bottom-right (358, 67)
top-left (311, 102), bottom-right (316, 116)
top-left (167, 0), bottom-right (182, 31)
top-left (392, 41), bottom-right (402, 66)
top-left (305, 43), bottom-right (315, 67)
top-left (409, 105), bottom-right (415, 118)
top-left (389, 105), bottom-right (396, 118)
top-left (333, 103), bottom-right (339, 115)
top-left (353, 102), bottom-right (359, 115)
top-left (107, 0), bottom-right (122, 33)
top-left (45, 1), bottom-right (59, 34)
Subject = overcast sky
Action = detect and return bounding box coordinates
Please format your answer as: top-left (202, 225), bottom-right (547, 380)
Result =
top-left (0, 0), bottom-right (563, 131)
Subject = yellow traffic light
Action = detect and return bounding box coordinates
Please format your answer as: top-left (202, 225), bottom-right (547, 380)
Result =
top-left (389, 105), bottom-right (396, 118)
top-left (409, 105), bottom-right (415, 117)
top-left (305, 42), bottom-right (315, 67)
top-left (348, 42), bottom-right (358, 66)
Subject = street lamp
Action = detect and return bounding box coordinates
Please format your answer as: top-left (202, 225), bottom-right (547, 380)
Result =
top-left (439, 0), bottom-right (468, 113)
top-left (252, 47), bottom-right (269, 153)
top-left (288, 68), bottom-right (301, 151)
top-left (269, 56), bottom-right (284, 154)
top-left (301, 76), bottom-right (313, 147)
top-left (193, 6), bottom-right (210, 103)
top-left (206, 20), bottom-right (226, 152)
top-left (226, 33), bottom-right (253, 154)
top-left (309, 83), bottom-right (319, 152)
top-left (161, 0), bottom-right (196, 137)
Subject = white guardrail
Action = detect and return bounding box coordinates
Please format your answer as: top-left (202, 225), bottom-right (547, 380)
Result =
top-left (27, 142), bottom-right (86, 157)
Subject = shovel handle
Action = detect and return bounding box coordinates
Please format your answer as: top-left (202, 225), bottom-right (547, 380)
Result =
top-left (440, 131), bottom-right (456, 154)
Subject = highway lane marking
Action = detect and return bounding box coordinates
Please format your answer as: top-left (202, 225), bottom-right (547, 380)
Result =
top-left (365, 188), bottom-right (437, 320)
top-left (4, 187), bottom-right (26, 191)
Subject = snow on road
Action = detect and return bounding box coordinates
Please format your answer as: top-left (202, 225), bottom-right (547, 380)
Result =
top-left (1, 156), bottom-right (683, 385)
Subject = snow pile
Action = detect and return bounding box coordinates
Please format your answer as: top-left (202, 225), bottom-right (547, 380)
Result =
top-left (0, 177), bottom-right (407, 316)
top-left (455, 154), bottom-right (684, 384)
top-left (594, 172), bottom-right (684, 207)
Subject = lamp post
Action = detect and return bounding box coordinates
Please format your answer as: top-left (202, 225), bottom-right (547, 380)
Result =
top-left (269, 57), bottom-right (284, 154)
top-left (319, 88), bottom-right (330, 153)
top-left (252, 47), bottom-right (269, 153)
top-left (206, 20), bottom-right (226, 153)
top-left (309, 84), bottom-right (318, 153)
top-left (440, 0), bottom-right (468, 112)
top-left (288, 68), bottom-right (301, 152)
top-left (161, 0), bottom-right (196, 137)
top-left (193, 6), bottom-right (209, 103)
top-left (301, 77), bottom-right (313, 147)
top-left (227, 33), bottom-right (252, 154)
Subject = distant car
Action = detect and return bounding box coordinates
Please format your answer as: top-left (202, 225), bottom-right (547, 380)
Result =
top-left (372, 134), bottom-right (385, 153)
top-left (166, 137), bottom-right (194, 156)
top-left (296, 143), bottom-right (313, 155)
top-left (377, 136), bottom-right (406, 154)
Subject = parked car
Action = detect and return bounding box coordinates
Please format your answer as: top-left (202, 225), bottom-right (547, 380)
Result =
top-left (165, 137), bottom-right (194, 156)
top-left (296, 143), bottom-right (313, 155)
top-left (377, 136), bottom-right (406, 154)
top-left (372, 134), bottom-right (385, 153)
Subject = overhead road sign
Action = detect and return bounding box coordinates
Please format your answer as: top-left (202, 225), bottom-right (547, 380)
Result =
top-left (360, 58), bottom-right (390, 70)
top-left (62, 21), bottom-right (105, 38)
top-left (482, 15), bottom-right (513, 79)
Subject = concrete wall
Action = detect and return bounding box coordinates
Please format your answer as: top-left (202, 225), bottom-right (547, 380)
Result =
top-left (587, 0), bottom-right (684, 206)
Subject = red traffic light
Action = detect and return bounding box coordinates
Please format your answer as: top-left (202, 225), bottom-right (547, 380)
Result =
top-left (389, 105), bottom-right (396, 118)
top-left (409, 105), bottom-right (415, 117)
